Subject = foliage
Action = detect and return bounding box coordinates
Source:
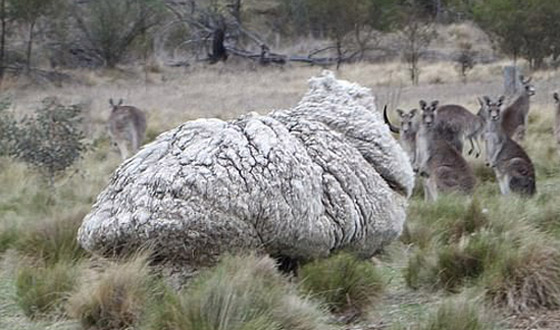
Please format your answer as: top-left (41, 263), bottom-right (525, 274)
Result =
top-left (473, 0), bottom-right (560, 68)
top-left (67, 255), bottom-right (153, 330)
top-left (142, 253), bottom-right (331, 330)
top-left (15, 261), bottom-right (78, 318)
top-left (14, 210), bottom-right (87, 266)
top-left (0, 98), bottom-right (16, 156)
top-left (72, 0), bottom-right (164, 68)
top-left (12, 97), bottom-right (87, 186)
top-left (299, 252), bottom-right (384, 314)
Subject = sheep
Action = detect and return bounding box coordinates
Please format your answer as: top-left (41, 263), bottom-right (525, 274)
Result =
top-left (77, 71), bottom-right (415, 268)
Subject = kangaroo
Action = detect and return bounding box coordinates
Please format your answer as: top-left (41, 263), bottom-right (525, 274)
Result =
top-left (419, 100), bottom-right (485, 157)
top-left (483, 96), bottom-right (536, 196)
top-left (383, 105), bottom-right (419, 163)
top-left (501, 75), bottom-right (535, 142)
top-left (414, 104), bottom-right (477, 202)
top-left (108, 99), bottom-right (147, 160)
top-left (553, 92), bottom-right (560, 157)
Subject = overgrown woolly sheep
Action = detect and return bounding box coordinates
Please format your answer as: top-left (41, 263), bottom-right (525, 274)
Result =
top-left (78, 71), bottom-right (415, 268)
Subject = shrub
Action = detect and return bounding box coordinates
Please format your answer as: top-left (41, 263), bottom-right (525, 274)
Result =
top-left (142, 253), bottom-right (331, 330)
top-left (67, 255), bottom-right (152, 330)
top-left (298, 252), bottom-right (384, 314)
top-left (15, 209), bottom-right (87, 265)
top-left (12, 97), bottom-right (87, 187)
top-left (15, 261), bottom-right (78, 318)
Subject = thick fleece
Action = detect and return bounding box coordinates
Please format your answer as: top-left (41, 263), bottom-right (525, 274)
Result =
top-left (78, 71), bottom-right (415, 265)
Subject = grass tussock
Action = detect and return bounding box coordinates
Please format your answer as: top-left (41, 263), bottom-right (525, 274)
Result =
top-left (14, 209), bottom-right (87, 265)
top-left (143, 253), bottom-right (331, 330)
top-left (0, 221), bottom-right (18, 253)
top-left (67, 255), bottom-right (152, 330)
top-left (404, 189), bottom-right (560, 311)
top-left (407, 295), bottom-right (499, 330)
top-left (298, 252), bottom-right (384, 315)
top-left (15, 261), bottom-right (79, 319)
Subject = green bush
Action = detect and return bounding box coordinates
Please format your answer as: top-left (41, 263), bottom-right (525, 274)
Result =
top-left (12, 97), bottom-right (87, 186)
top-left (299, 252), bottom-right (384, 314)
top-left (15, 261), bottom-right (78, 318)
top-left (143, 253), bottom-right (331, 330)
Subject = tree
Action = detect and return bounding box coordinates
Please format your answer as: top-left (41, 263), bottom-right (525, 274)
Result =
top-left (73, 0), bottom-right (164, 68)
top-left (473, 0), bottom-right (560, 69)
top-left (9, 0), bottom-right (58, 71)
top-left (397, 3), bottom-right (437, 85)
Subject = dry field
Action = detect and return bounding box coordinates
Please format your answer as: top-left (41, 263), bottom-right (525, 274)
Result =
top-left (1, 60), bottom-right (560, 329)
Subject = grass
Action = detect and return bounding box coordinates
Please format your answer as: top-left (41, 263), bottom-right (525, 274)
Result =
top-left (2, 60), bottom-right (560, 329)
top-left (142, 253), bottom-right (331, 330)
top-left (15, 261), bottom-right (79, 319)
top-left (299, 252), bottom-right (385, 315)
top-left (395, 294), bottom-right (500, 330)
top-left (67, 255), bottom-right (153, 330)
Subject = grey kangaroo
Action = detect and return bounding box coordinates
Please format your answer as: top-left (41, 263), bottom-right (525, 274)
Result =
top-left (553, 92), bottom-right (560, 158)
top-left (419, 100), bottom-right (485, 157)
top-left (384, 105), bottom-right (419, 164)
top-left (108, 99), bottom-right (147, 160)
top-left (483, 96), bottom-right (536, 196)
top-left (414, 104), bottom-right (477, 202)
top-left (501, 75), bottom-right (535, 142)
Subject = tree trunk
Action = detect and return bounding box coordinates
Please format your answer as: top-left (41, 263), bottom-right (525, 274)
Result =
top-left (26, 20), bottom-right (36, 73)
top-left (503, 65), bottom-right (521, 97)
top-left (0, 0), bottom-right (5, 82)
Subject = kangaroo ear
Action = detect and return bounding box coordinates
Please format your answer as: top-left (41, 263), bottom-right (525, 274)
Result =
top-left (524, 76), bottom-right (532, 84)
top-left (477, 97), bottom-right (484, 107)
top-left (396, 109), bottom-right (405, 117)
top-left (554, 92), bottom-right (559, 103)
top-left (109, 98), bottom-right (114, 107)
top-left (483, 96), bottom-right (491, 106)
top-left (498, 95), bottom-right (505, 105)
top-left (410, 108), bottom-right (418, 117)
top-left (118, 99), bottom-right (124, 106)
top-left (419, 100), bottom-right (427, 109)
top-left (431, 100), bottom-right (439, 109)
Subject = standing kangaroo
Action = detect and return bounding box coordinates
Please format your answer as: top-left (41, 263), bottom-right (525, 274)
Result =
top-left (384, 105), bottom-right (419, 164)
top-left (414, 104), bottom-right (476, 202)
top-left (483, 96), bottom-right (536, 196)
top-left (108, 99), bottom-right (147, 160)
top-left (419, 100), bottom-right (485, 157)
top-left (501, 75), bottom-right (535, 142)
top-left (553, 92), bottom-right (560, 157)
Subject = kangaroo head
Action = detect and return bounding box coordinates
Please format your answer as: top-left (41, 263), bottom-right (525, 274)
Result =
top-left (484, 95), bottom-right (505, 122)
top-left (520, 75), bottom-right (535, 96)
top-left (419, 100), bottom-right (437, 128)
top-left (396, 108), bottom-right (417, 133)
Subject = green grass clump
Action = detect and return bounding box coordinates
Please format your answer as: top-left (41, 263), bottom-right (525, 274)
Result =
top-left (14, 209), bottom-right (87, 265)
top-left (298, 252), bottom-right (384, 314)
top-left (67, 255), bottom-right (152, 330)
top-left (143, 253), bottom-right (330, 330)
top-left (15, 261), bottom-right (78, 318)
top-left (410, 295), bottom-right (499, 330)
top-left (0, 221), bottom-right (18, 253)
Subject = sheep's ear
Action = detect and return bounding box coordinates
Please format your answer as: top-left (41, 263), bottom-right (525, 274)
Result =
top-left (419, 100), bottom-right (427, 109)
top-left (410, 109), bottom-right (418, 117)
top-left (118, 99), bottom-right (124, 106)
top-left (109, 98), bottom-right (114, 107)
top-left (554, 92), bottom-right (559, 103)
top-left (396, 109), bottom-right (405, 117)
